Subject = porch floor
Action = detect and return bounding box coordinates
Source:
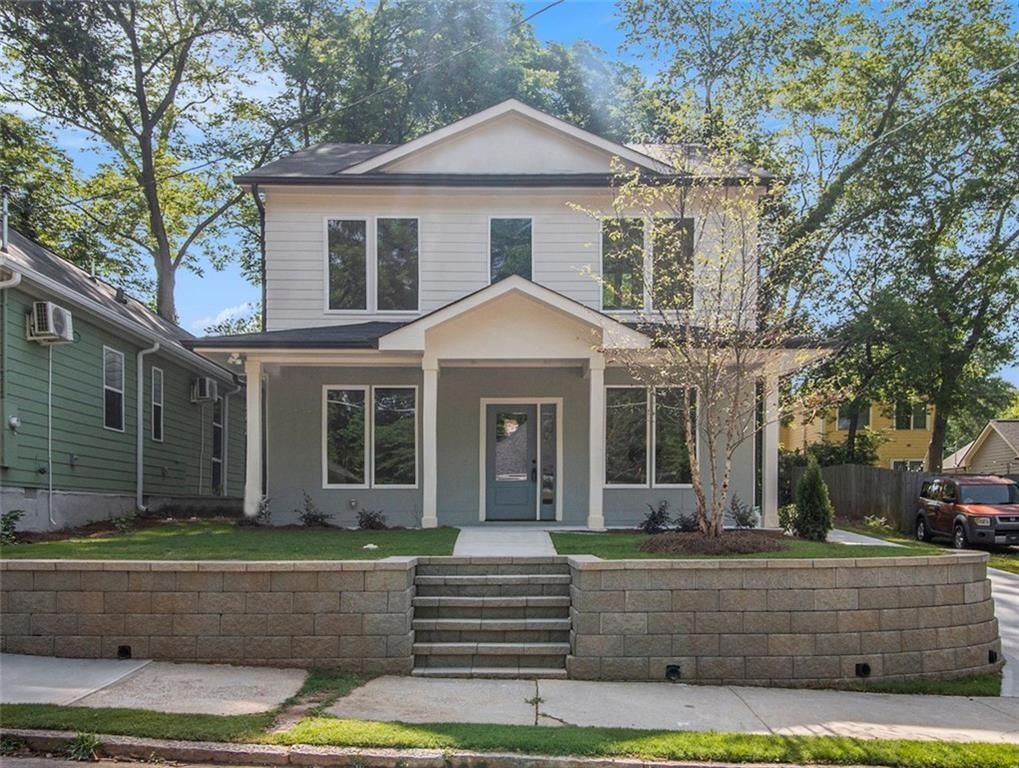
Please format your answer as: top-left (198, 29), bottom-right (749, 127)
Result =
top-left (453, 526), bottom-right (556, 557)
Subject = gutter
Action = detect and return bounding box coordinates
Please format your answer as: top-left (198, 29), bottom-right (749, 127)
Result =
top-left (251, 184), bottom-right (267, 331)
top-left (135, 342), bottom-right (160, 511)
top-left (232, 172), bottom-right (775, 189)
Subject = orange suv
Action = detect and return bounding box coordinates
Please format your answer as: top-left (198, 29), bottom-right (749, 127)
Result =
top-left (915, 475), bottom-right (1019, 549)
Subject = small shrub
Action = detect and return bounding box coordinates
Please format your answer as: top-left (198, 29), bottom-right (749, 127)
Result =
top-left (778, 503), bottom-right (797, 533)
top-left (296, 491), bottom-right (332, 527)
top-left (795, 455), bottom-right (835, 542)
top-left (728, 495), bottom-right (758, 529)
top-left (863, 513), bottom-right (891, 532)
top-left (0, 736), bottom-right (25, 756)
top-left (66, 732), bottom-right (100, 761)
top-left (673, 509), bottom-right (700, 532)
top-left (639, 500), bottom-right (671, 534)
top-left (112, 510), bottom-right (137, 533)
top-left (255, 495), bottom-right (273, 525)
top-left (357, 509), bottom-right (388, 530)
top-left (0, 509), bottom-right (24, 544)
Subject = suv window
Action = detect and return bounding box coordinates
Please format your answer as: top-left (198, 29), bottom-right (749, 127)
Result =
top-left (923, 481), bottom-right (940, 501)
top-left (941, 482), bottom-right (957, 502)
top-left (959, 483), bottom-right (1019, 504)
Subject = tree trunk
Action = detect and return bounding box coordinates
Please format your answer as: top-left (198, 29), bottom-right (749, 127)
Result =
top-left (156, 258), bottom-right (176, 321)
top-left (926, 406), bottom-right (948, 473)
top-left (845, 410), bottom-right (859, 463)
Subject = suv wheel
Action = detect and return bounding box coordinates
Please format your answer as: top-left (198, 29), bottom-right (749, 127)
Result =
top-left (915, 516), bottom-right (930, 542)
top-left (953, 524), bottom-right (968, 550)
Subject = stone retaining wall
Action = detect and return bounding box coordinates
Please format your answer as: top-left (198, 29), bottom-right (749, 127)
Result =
top-left (566, 553), bottom-right (1003, 685)
top-left (0, 559), bottom-right (415, 674)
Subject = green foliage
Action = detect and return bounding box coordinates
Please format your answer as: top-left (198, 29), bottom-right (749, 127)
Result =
top-left (863, 514), bottom-right (892, 533)
top-left (0, 736), bottom-right (24, 756)
top-left (795, 456), bottom-right (835, 542)
top-left (0, 508), bottom-right (24, 545)
top-left (728, 496), bottom-right (758, 530)
top-left (356, 509), bottom-right (388, 531)
top-left (66, 732), bottom-right (100, 761)
top-left (296, 492), bottom-right (332, 527)
top-left (777, 504), bottom-right (797, 534)
top-left (639, 500), bottom-right (671, 534)
top-left (944, 376), bottom-right (1018, 454)
top-left (111, 511), bottom-right (137, 534)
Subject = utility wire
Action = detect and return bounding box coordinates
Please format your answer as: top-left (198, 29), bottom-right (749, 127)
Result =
top-left (10, 0), bottom-right (567, 212)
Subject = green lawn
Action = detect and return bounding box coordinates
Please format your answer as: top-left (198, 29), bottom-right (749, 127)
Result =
top-left (0, 521), bottom-right (459, 560)
top-left (2, 704), bottom-right (1016, 768)
top-left (551, 531), bottom-right (938, 560)
top-left (838, 522), bottom-right (1019, 575)
top-left (842, 672), bottom-right (1001, 697)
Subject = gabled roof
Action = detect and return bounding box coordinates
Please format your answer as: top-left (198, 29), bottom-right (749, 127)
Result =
top-left (237, 142), bottom-right (396, 180)
top-left (377, 274), bottom-right (651, 352)
top-left (1, 230), bottom-right (235, 382)
top-left (955, 419), bottom-right (1019, 468)
top-left (943, 441), bottom-right (973, 471)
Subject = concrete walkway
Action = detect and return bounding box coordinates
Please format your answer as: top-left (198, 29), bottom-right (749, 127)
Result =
top-left (453, 526), bottom-right (556, 556)
top-left (328, 675), bottom-right (1019, 743)
top-left (990, 567), bottom-right (1019, 699)
top-left (0, 654), bottom-right (305, 715)
top-left (828, 528), bottom-right (901, 546)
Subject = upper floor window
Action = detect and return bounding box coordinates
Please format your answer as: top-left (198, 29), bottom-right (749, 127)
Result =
top-left (836, 404), bottom-right (870, 431)
top-left (327, 217), bottom-right (419, 312)
top-left (602, 218), bottom-right (694, 312)
top-left (490, 218), bottom-right (532, 282)
top-left (327, 219), bottom-right (368, 310)
top-left (895, 401), bottom-right (927, 430)
top-left (103, 346), bottom-right (125, 432)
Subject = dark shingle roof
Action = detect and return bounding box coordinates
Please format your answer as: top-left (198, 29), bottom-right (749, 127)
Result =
top-left (6, 230), bottom-right (193, 346)
top-left (240, 143), bottom-right (395, 179)
top-left (185, 322), bottom-right (407, 350)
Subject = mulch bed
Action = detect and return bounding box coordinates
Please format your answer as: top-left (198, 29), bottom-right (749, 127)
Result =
top-left (639, 529), bottom-right (789, 555)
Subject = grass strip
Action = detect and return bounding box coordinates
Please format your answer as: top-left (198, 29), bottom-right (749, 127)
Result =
top-left (551, 531), bottom-right (936, 560)
top-left (0, 704), bottom-right (272, 742)
top-left (837, 672), bottom-right (1001, 697)
top-left (0, 521), bottom-right (459, 560)
top-left (269, 717), bottom-right (1019, 768)
top-left (838, 522), bottom-right (1018, 575)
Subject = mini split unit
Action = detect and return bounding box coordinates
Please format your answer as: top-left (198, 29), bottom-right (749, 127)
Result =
top-left (26, 301), bottom-right (74, 344)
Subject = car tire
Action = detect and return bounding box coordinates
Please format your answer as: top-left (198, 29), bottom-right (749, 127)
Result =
top-left (953, 524), bottom-right (967, 550)
top-left (915, 516), bottom-right (931, 542)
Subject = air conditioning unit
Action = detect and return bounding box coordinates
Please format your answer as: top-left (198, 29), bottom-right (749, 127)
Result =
top-left (26, 301), bottom-right (74, 344)
top-left (191, 376), bottom-right (218, 403)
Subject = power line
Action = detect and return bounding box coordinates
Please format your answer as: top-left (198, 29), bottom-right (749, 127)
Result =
top-left (17, 0), bottom-right (567, 212)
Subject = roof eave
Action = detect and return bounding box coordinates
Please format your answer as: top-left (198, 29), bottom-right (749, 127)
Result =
top-left (232, 172), bottom-right (774, 188)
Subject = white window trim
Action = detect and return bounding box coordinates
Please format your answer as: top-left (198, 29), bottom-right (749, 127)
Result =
top-left (895, 403), bottom-right (929, 431)
top-left (151, 366), bottom-right (164, 443)
top-left (651, 386), bottom-right (697, 489)
top-left (891, 458), bottom-right (924, 471)
top-left (598, 217), bottom-right (695, 316)
top-left (487, 215), bottom-right (534, 285)
top-left (211, 396), bottom-right (224, 494)
top-left (375, 216), bottom-right (421, 314)
top-left (323, 216), bottom-right (422, 315)
top-left (603, 385), bottom-right (651, 488)
top-left (371, 385), bottom-right (419, 489)
top-left (102, 345), bottom-right (125, 433)
top-left (322, 384), bottom-right (420, 490)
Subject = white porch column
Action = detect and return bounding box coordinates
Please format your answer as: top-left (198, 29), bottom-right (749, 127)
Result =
top-left (763, 374), bottom-right (779, 528)
top-left (243, 357), bottom-right (263, 518)
top-left (421, 356), bottom-right (439, 529)
top-left (587, 355), bottom-right (606, 530)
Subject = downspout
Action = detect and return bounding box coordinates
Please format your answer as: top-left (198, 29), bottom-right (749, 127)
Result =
top-left (136, 342), bottom-right (160, 511)
top-left (222, 377), bottom-right (242, 496)
top-left (251, 184), bottom-right (266, 330)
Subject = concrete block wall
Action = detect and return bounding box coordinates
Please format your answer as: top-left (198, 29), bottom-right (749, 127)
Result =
top-left (0, 559), bottom-right (415, 674)
top-left (566, 553), bottom-right (1003, 685)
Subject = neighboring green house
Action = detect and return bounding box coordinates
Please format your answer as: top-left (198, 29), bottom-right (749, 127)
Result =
top-left (0, 230), bottom-right (245, 531)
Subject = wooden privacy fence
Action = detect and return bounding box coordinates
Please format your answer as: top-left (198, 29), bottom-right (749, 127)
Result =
top-left (788, 464), bottom-right (933, 532)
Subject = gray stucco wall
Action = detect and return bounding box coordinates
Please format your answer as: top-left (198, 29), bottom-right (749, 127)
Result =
top-left (264, 363), bottom-right (755, 528)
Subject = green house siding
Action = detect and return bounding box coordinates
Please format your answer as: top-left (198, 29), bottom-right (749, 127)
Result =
top-left (2, 287), bottom-right (244, 500)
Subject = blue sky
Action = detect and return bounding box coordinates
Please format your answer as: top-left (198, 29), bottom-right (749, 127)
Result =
top-left (36, 0), bottom-right (1019, 385)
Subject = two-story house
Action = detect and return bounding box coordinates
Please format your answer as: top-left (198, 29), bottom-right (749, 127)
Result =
top-left (191, 100), bottom-right (812, 529)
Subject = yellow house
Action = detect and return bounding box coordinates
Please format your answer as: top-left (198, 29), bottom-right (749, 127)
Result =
top-left (780, 402), bottom-right (934, 471)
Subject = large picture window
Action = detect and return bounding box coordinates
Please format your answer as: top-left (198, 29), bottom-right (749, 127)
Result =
top-left (103, 346), bottom-right (125, 432)
top-left (605, 387), bottom-right (648, 485)
top-left (490, 218), bottom-right (532, 282)
top-left (651, 218), bottom-right (694, 310)
top-left (601, 218), bottom-right (644, 310)
top-left (327, 219), bottom-right (368, 310)
top-left (377, 218), bottom-right (418, 311)
top-left (323, 385), bottom-right (417, 488)
top-left (606, 386), bottom-right (696, 487)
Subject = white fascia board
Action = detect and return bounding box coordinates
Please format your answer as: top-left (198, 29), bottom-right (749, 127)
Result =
top-left (377, 276), bottom-right (651, 352)
top-left (341, 99), bottom-right (670, 175)
top-left (4, 259), bottom-right (236, 384)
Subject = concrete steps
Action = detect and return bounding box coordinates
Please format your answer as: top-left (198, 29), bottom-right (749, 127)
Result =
top-left (411, 559), bottom-right (572, 678)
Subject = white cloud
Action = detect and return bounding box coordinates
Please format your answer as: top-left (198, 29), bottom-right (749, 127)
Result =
top-left (190, 301), bottom-right (255, 334)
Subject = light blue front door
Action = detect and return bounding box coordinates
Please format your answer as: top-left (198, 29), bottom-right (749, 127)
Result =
top-left (486, 405), bottom-right (538, 520)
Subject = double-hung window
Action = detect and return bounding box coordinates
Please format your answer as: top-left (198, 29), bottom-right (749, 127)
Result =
top-left (327, 217), bottom-right (419, 312)
top-left (895, 401), bottom-right (928, 430)
top-left (490, 218), bottom-right (532, 282)
top-left (602, 218), bottom-right (695, 312)
top-left (151, 367), bottom-right (164, 442)
top-left (323, 385), bottom-right (417, 488)
top-left (103, 346), bottom-right (125, 432)
top-left (605, 386), bottom-right (695, 487)
top-left (836, 404), bottom-right (870, 431)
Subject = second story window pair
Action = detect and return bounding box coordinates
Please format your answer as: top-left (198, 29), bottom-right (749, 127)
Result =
top-left (327, 217), bottom-right (419, 312)
top-left (601, 218), bottom-right (694, 312)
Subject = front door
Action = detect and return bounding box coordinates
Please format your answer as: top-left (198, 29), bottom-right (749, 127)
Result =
top-left (486, 404), bottom-right (538, 520)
